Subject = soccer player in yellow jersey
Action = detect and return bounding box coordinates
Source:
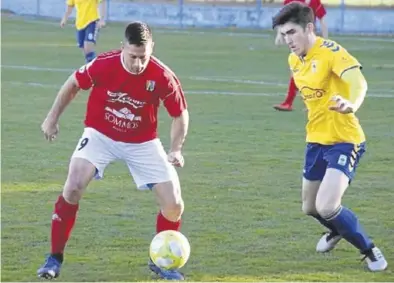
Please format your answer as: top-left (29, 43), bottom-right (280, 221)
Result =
top-left (60, 0), bottom-right (106, 63)
top-left (272, 2), bottom-right (387, 272)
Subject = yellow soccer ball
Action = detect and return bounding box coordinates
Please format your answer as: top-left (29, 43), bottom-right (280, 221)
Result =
top-left (149, 230), bottom-right (191, 270)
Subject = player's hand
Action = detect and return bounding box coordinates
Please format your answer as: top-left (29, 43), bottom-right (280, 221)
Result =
top-left (329, 95), bottom-right (354, 114)
top-left (41, 117), bottom-right (59, 142)
top-left (167, 151), bottom-right (184, 168)
top-left (98, 20), bottom-right (106, 28)
top-left (60, 18), bottom-right (67, 28)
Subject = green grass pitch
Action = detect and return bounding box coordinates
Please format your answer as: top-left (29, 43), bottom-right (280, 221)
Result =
top-left (1, 16), bottom-right (394, 282)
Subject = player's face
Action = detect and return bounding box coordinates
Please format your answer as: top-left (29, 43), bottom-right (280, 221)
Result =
top-left (279, 22), bottom-right (314, 56)
top-left (121, 41), bottom-right (154, 74)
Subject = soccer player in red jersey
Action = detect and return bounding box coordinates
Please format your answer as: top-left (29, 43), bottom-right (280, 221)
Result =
top-left (273, 0), bottom-right (328, 112)
top-left (38, 21), bottom-right (189, 281)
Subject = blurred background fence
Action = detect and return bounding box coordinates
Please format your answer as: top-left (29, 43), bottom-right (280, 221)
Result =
top-left (2, 0), bottom-right (394, 34)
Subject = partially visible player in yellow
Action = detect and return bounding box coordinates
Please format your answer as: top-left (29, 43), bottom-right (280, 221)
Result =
top-left (60, 0), bottom-right (106, 63)
top-left (272, 2), bottom-right (388, 272)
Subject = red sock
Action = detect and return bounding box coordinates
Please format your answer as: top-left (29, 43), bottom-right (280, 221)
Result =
top-left (156, 211), bottom-right (181, 233)
top-left (51, 195), bottom-right (79, 255)
top-left (284, 76), bottom-right (297, 105)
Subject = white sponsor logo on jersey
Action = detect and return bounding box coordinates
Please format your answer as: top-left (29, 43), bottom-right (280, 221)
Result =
top-left (107, 91), bottom-right (146, 109)
top-left (104, 107), bottom-right (141, 131)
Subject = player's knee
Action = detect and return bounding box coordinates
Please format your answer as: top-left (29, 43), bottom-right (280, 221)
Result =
top-left (315, 199), bottom-right (339, 219)
top-left (155, 179), bottom-right (184, 221)
top-left (302, 201), bottom-right (318, 216)
top-left (301, 178), bottom-right (320, 215)
top-left (63, 176), bottom-right (86, 204)
top-left (315, 170), bottom-right (347, 218)
top-left (161, 199), bottom-right (184, 222)
top-left (63, 158), bottom-right (95, 203)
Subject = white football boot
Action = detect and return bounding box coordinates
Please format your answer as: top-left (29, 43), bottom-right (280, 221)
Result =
top-left (316, 232), bottom-right (342, 253)
top-left (362, 247), bottom-right (388, 272)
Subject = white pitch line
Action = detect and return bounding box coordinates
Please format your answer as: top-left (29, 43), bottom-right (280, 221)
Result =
top-left (2, 64), bottom-right (288, 87)
top-left (10, 17), bottom-right (394, 42)
top-left (6, 81), bottom-right (59, 88)
top-left (3, 64), bottom-right (394, 93)
top-left (4, 80), bottom-right (394, 98)
top-left (156, 29), bottom-right (394, 43)
top-left (190, 76), bottom-right (288, 87)
top-left (4, 81), bottom-right (280, 96)
top-left (2, 65), bottom-right (74, 72)
top-left (189, 76), bottom-right (394, 93)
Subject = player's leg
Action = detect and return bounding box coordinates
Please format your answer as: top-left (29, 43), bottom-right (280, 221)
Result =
top-left (273, 75), bottom-right (297, 111)
top-left (316, 143), bottom-right (387, 271)
top-left (122, 139), bottom-right (185, 280)
top-left (83, 21), bottom-right (99, 63)
top-left (76, 28), bottom-right (85, 52)
top-left (154, 178), bottom-right (183, 234)
top-left (37, 128), bottom-right (117, 279)
top-left (149, 180), bottom-right (184, 280)
top-left (302, 143), bottom-right (342, 252)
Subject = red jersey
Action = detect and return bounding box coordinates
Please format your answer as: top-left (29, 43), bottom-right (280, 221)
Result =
top-left (283, 0), bottom-right (327, 20)
top-left (74, 50), bottom-right (187, 143)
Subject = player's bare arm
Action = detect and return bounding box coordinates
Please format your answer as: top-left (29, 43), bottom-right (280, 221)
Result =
top-left (41, 74), bottom-right (80, 141)
top-left (60, 5), bottom-right (73, 27)
top-left (329, 68), bottom-right (367, 114)
top-left (168, 109), bottom-right (189, 167)
top-left (98, 0), bottom-right (106, 28)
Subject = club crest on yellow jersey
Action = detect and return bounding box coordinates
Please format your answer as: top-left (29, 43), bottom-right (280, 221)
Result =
top-left (311, 60), bottom-right (317, 73)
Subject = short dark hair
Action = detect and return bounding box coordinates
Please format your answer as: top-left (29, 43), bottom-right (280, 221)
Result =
top-left (124, 21), bottom-right (153, 46)
top-left (272, 2), bottom-right (315, 30)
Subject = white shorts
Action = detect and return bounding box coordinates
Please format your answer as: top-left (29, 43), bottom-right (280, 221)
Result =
top-left (71, 127), bottom-right (179, 190)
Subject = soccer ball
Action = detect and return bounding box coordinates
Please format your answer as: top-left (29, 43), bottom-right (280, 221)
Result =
top-left (149, 230), bottom-right (191, 270)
